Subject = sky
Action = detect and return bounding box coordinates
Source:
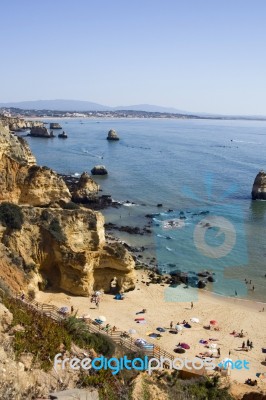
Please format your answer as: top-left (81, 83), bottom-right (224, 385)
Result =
top-left (1, 0), bottom-right (266, 115)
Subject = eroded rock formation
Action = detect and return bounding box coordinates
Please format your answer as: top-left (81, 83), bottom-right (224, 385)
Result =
top-left (29, 126), bottom-right (55, 138)
top-left (0, 122), bottom-right (71, 205)
top-left (91, 165), bottom-right (108, 175)
top-left (107, 129), bottom-right (119, 140)
top-left (251, 171), bottom-right (266, 200)
top-left (0, 117), bottom-right (136, 296)
top-left (50, 122), bottom-right (62, 129)
top-left (0, 207), bottom-right (135, 295)
top-left (0, 115), bottom-right (43, 131)
top-left (72, 172), bottom-right (99, 203)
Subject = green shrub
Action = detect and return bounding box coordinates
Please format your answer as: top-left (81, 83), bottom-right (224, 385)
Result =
top-left (64, 316), bottom-right (115, 357)
top-left (62, 201), bottom-right (80, 210)
top-left (28, 289), bottom-right (35, 300)
top-left (3, 297), bottom-right (72, 371)
top-left (0, 202), bottom-right (24, 230)
top-left (48, 218), bottom-right (66, 242)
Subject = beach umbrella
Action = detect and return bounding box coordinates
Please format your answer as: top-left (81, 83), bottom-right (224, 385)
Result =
top-left (210, 320), bottom-right (218, 325)
top-left (82, 314), bottom-right (91, 320)
top-left (207, 349), bottom-right (217, 355)
top-left (209, 343), bottom-right (217, 349)
top-left (128, 329), bottom-right (137, 334)
top-left (98, 316), bottom-right (106, 322)
top-left (180, 343), bottom-right (190, 349)
top-left (175, 324), bottom-right (183, 331)
top-left (191, 317), bottom-right (200, 323)
top-left (156, 327), bottom-right (166, 332)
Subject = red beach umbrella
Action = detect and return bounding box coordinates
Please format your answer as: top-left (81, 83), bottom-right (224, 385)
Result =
top-left (210, 320), bottom-right (218, 325)
top-left (180, 343), bottom-right (190, 349)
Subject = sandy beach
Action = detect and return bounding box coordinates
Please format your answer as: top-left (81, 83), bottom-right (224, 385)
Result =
top-left (37, 269), bottom-right (266, 392)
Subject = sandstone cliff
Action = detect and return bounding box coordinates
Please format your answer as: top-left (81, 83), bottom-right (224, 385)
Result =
top-left (0, 117), bottom-right (136, 296)
top-left (0, 122), bottom-right (71, 205)
top-left (0, 207), bottom-right (135, 295)
top-left (72, 172), bottom-right (99, 202)
top-left (251, 170), bottom-right (266, 200)
top-left (0, 115), bottom-right (43, 131)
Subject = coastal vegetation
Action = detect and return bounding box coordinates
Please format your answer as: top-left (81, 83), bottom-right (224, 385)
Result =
top-left (2, 296), bottom-right (116, 371)
top-left (0, 202), bottom-right (24, 230)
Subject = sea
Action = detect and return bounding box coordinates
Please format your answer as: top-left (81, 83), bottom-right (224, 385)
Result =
top-left (21, 118), bottom-right (266, 303)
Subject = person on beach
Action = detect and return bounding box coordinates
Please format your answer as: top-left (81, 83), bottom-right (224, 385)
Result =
top-left (95, 297), bottom-right (100, 308)
top-left (191, 301), bottom-right (193, 309)
top-left (242, 341), bottom-right (245, 349)
top-left (229, 350), bottom-right (231, 356)
top-left (170, 321), bottom-right (173, 329)
top-left (235, 290), bottom-right (237, 296)
top-left (247, 339), bottom-right (250, 347)
top-left (218, 348), bottom-right (221, 356)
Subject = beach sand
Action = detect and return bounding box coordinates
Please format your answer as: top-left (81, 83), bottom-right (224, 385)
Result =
top-left (37, 269), bottom-right (266, 392)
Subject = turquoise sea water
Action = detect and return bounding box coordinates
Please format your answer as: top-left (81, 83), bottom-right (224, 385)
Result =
top-left (23, 118), bottom-right (266, 302)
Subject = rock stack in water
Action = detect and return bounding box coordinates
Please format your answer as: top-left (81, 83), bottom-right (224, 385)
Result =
top-left (29, 126), bottom-right (54, 138)
top-left (50, 122), bottom-right (62, 129)
top-left (251, 170), bottom-right (266, 200)
top-left (107, 129), bottom-right (119, 141)
top-left (72, 172), bottom-right (99, 202)
top-left (91, 165), bottom-right (108, 175)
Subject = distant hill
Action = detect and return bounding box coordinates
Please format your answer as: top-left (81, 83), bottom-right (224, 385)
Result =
top-left (113, 104), bottom-right (187, 113)
top-left (0, 99), bottom-right (111, 112)
top-left (0, 99), bottom-right (186, 114)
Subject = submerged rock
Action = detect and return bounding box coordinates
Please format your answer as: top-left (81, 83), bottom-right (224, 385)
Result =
top-left (91, 165), bottom-right (108, 175)
top-left (107, 129), bottom-right (119, 141)
top-left (252, 170), bottom-right (266, 200)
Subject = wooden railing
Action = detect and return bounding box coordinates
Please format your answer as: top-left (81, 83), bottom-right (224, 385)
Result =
top-left (14, 294), bottom-right (206, 375)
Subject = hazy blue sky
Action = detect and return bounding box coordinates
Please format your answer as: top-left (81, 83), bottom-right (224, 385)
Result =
top-left (1, 0), bottom-right (266, 114)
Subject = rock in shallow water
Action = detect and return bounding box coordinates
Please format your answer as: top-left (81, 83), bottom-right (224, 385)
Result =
top-left (252, 170), bottom-right (266, 200)
top-left (91, 165), bottom-right (108, 175)
top-left (107, 129), bottom-right (119, 140)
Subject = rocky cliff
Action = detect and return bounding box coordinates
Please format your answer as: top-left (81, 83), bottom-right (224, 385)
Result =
top-left (0, 122), bottom-right (71, 205)
top-left (0, 117), bottom-right (135, 296)
top-left (0, 207), bottom-right (135, 295)
top-left (251, 171), bottom-right (266, 200)
top-left (0, 115), bottom-right (43, 131)
top-left (72, 172), bottom-right (99, 202)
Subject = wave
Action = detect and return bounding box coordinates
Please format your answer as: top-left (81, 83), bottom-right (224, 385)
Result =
top-left (122, 201), bottom-right (139, 207)
top-left (166, 247), bottom-right (173, 252)
top-left (231, 139), bottom-right (261, 144)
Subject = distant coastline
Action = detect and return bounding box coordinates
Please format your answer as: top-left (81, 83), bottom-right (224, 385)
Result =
top-left (4, 107), bottom-right (266, 121)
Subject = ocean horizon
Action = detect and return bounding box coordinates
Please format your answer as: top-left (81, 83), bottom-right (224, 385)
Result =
top-left (20, 117), bottom-right (266, 303)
